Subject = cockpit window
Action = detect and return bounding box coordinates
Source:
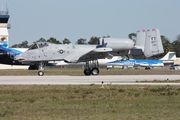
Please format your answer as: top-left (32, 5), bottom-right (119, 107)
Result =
top-left (28, 42), bottom-right (54, 50)
top-left (37, 42), bottom-right (49, 48)
top-left (28, 44), bottom-right (38, 50)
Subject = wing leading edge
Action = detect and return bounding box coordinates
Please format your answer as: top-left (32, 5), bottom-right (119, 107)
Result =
top-left (77, 47), bottom-right (113, 62)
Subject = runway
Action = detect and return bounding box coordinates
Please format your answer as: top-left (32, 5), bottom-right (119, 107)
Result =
top-left (0, 75), bottom-right (180, 85)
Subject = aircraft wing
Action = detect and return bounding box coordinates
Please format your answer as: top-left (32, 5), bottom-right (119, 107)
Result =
top-left (77, 47), bottom-right (113, 62)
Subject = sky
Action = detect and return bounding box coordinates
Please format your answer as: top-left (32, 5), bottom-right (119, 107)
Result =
top-left (1, 0), bottom-right (180, 46)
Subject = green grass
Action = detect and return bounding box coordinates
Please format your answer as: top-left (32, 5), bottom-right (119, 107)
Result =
top-left (0, 85), bottom-right (180, 120)
top-left (0, 67), bottom-right (180, 119)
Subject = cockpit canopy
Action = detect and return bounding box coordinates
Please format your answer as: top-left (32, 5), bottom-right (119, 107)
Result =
top-left (28, 42), bottom-right (55, 50)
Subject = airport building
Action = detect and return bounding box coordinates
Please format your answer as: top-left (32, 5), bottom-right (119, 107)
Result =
top-left (0, 6), bottom-right (10, 48)
top-left (0, 6), bottom-right (28, 69)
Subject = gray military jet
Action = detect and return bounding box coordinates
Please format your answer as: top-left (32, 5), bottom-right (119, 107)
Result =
top-left (15, 28), bottom-right (164, 76)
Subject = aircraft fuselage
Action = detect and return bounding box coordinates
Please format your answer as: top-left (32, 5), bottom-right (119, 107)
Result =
top-left (16, 38), bottom-right (134, 63)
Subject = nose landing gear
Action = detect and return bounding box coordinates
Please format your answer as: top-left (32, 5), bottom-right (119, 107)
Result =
top-left (38, 71), bottom-right (44, 76)
top-left (38, 62), bottom-right (46, 76)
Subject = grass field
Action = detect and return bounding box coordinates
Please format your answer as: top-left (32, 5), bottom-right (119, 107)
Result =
top-left (0, 85), bottom-right (180, 120)
top-left (0, 67), bottom-right (180, 119)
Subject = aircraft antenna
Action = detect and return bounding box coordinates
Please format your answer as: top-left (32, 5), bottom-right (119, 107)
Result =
top-left (1, 5), bottom-right (3, 14)
top-left (6, 3), bottom-right (9, 14)
top-left (102, 39), bottom-right (104, 46)
top-left (97, 39), bottom-right (100, 45)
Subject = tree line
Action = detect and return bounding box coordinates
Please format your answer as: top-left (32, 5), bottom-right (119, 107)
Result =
top-left (10, 37), bottom-right (100, 48)
top-left (10, 33), bottom-right (180, 58)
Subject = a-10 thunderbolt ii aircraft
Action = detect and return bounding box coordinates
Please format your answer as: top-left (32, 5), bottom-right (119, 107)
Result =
top-left (15, 28), bottom-right (164, 76)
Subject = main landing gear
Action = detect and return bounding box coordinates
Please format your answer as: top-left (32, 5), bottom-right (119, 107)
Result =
top-left (145, 67), bottom-right (151, 70)
top-left (84, 60), bottom-right (99, 76)
top-left (36, 61), bottom-right (100, 76)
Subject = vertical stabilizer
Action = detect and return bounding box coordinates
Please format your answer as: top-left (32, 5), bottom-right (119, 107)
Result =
top-left (136, 29), bottom-right (146, 47)
top-left (160, 52), bottom-right (176, 60)
top-left (144, 28), bottom-right (164, 57)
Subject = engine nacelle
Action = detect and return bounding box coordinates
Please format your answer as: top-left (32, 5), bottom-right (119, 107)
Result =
top-left (98, 38), bottom-right (134, 51)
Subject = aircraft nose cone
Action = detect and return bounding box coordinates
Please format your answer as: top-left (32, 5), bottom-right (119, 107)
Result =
top-left (14, 54), bottom-right (24, 61)
top-left (14, 56), bottom-right (18, 60)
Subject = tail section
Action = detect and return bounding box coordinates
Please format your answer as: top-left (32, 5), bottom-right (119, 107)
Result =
top-left (136, 29), bottom-right (146, 47)
top-left (160, 52), bottom-right (176, 64)
top-left (134, 28), bottom-right (164, 57)
top-left (0, 45), bottom-right (22, 57)
top-left (128, 30), bottom-right (146, 56)
top-left (160, 52), bottom-right (176, 61)
top-left (144, 28), bottom-right (164, 57)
